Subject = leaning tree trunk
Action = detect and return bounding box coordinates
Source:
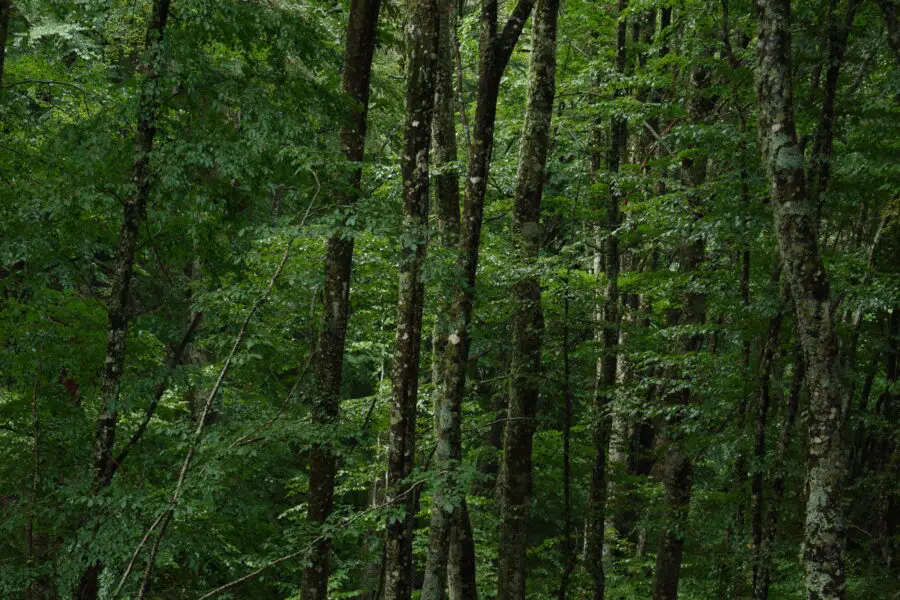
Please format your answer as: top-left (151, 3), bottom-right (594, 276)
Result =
top-left (75, 2), bottom-right (172, 598)
top-left (431, 0), bottom-right (536, 595)
top-left (585, 0), bottom-right (626, 596)
top-left (496, 0), bottom-right (558, 597)
top-left (383, 0), bottom-right (439, 598)
top-left (755, 0), bottom-right (851, 597)
top-left (303, 1), bottom-right (381, 598)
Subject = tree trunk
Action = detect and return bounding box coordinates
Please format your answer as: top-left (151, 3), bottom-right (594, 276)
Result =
top-left (875, 0), bottom-right (900, 65)
top-left (585, 0), bottom-right (626, 595)
top-left (432, 0), bottom-right (536, 595)
top-left (753, 343), bottom-right (804, 600)
top-left (75, 2), bottom-right (172, 598)
top-left (303, 1), bottom-right (381, 597)
top-left (421, 0), bottom-right (462, 596)
top-left (384, 0), bottom-right (439, 597)
top-left (750, 311), bottom-right (784, 559)
top-left (558, 282), bottom-right (573, 600)
top-left (0, 0), bottom-right (10, 90)
top-left (448, 502), bottom-right (478, 600)
top-left (650, 59), bottom-right (713, 600)
top-left (755, 0), bottom-right (850, 596)
top-left (495, 0), bottom-right (558, 597)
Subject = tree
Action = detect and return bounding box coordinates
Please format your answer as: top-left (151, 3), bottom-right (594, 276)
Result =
top-left (384, 0), bottom-right (439, 596)
top-left (304, 0), bottom-right (382, 597)
top-left (496, 0), bottom-right (559, 596)
top-left (755, 0), bottom-right (857, 596)
top-left (75, 1), bottom-right (173, 596)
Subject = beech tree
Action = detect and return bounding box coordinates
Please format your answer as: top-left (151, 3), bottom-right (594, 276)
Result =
top-left (303, 0), bottom-right (381, 597)
top-left (0, 0), bottom-right (896, 598)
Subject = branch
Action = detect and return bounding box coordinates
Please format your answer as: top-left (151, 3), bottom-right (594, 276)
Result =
top-left (495, 0), bottom-right (537, 74)
top-left (195, 480), bottom-right (426, 600)
top-left (111, 311), bottom-right (204, 473)
top-left (113, 176), bottom-right (321, 600)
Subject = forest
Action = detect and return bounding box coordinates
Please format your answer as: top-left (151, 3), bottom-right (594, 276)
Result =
top-left (0, 0), bottom-right (897, 598)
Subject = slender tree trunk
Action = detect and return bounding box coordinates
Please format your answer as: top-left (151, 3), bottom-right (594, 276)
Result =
top-left (432, 0), bottom-right (536, 595)
top-left (384, 0), bottom-right (439, 597)
top-left (585, 3), bottom-right (626, 598)
top-left (750, 311), bottom-right (785, 560)
top-left (807, 0), bottom-right (861, 216)
top-left (558, 281), bottom-right (573, 600)
top-left (650, 59), bottom-right (713, 600)
top-left (0, 0), bottom-right (10, 90)
top-left (753, 343), bottom-right (805, 600)
top-left (875, 0), bottom-right (900, 65)
top-left (496, 0), bottom-right (558, 596)
top-left (650, 243), bottom-right (704, 600)
top-left (303, 1), bottom-right (381, 597)
top-left (75, 2), bottom-right (172, 598)
top-left (755, 0), bottom-right (851, 596)
top-left (25, 354), bottom-right (41, 600)
top-left (421, 0), bottom-right (462, 596)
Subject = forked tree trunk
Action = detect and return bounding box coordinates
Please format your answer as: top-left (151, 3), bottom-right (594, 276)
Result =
top-left (384, 0), bottom-right (439, 597)
top-left (432, 0), bottom-right (536, 595)
top-left (75, 2), bottom-right (172, 598)
top-left (755, 0), bottom-right (851, 596)
top-left (303, 0), bottom-right (381, 597)
top-left (496, 0), bottom-right (558, 596)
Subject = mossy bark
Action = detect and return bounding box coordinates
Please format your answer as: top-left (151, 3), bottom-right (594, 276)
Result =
top-left (429, 0), bottom-right (536, 595)
top-left (303, 0), bottom-right (381, 597)
top-left (384, 0), bottom-right (439, 598)
top-left (420, 0), bottom-right (465, 596)
top-left (755, 0), bottom-right (851, 596)
top-left (75, 2), bottom-right (172, 598)
top-left (496, 0), bottom-right (557, 597)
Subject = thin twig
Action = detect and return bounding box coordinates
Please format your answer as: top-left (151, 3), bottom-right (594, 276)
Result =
top-left (195, 479), bottom-right (426, 600)
top-left (114, 178), bottom-right (321, 599)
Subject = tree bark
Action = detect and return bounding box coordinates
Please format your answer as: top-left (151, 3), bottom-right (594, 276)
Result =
top-left (448, 502), bottom-right (478, 600)
top-left (750, 310), bottom-right (785, 564)
top-left (558, 281), bottom-right (573, 600)
top-left (496, 0), bottom-right (558, 596)
top-left (585, 1), bottom-right (626, 597)
top-left (650, 58), bottom-right (713, 600)
top-left (755, 0), bottom-right (851, 596)
top-left (0, 0), bottom-right (10, 90)
top-left (421, 0), bottom-right (462, 596)
top-left (75, 2), bottom-right (172, 598)
top-left (384, 0), bottom-right (439, 597)
top-left (875, 0), bottom-right (900, 65)
top-left (303, 1), bottom-right (381, 597)
top-left (807, 0), bottom-right (861, 216)
top-left (431, 0), bottom-right (536, 595)
top-left (753, 343), bottom-right (804, 600)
